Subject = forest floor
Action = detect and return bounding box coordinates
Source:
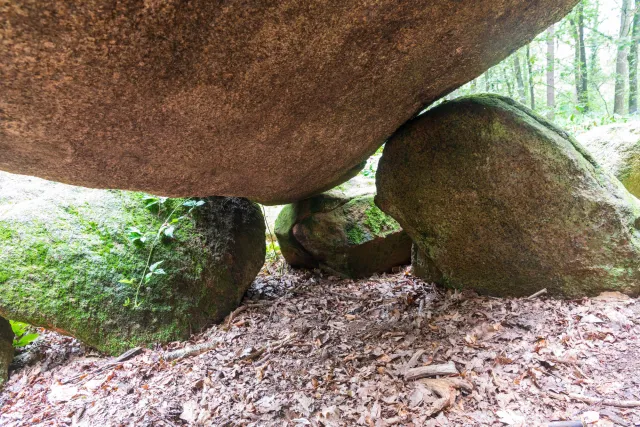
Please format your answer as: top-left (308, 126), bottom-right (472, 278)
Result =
top-left (1, 263), bottom-right (640, 427)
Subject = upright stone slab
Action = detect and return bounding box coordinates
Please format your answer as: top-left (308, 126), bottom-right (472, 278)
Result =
top-left (0, 171), bottom-right (265, 354)
top-left (578, 122), bottom-right (640, 198)
top-left (376, 95), bottom-right (640, 297)
top-left (275, 176), bottom-right (411, 278)
top-left (0, 0), bottom-right (577, 204)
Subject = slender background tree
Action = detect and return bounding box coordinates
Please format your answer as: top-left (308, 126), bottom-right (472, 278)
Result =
top-left (614, 0), bottom-right (633, 115)
top-left (547, 25), bottom-right (556, 120)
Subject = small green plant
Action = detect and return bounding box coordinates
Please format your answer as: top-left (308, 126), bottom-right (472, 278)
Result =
top-left (361, 164), bottom-right (375, 178)
top-left (120, 197), bottom-right (204, 308)
top-left (10, 321), bottom-right (38, 348)
top-left (142, 195), bottom-right (167, 214)
top-left (265, 240), bottom-right (281, 263)
top-left (359, 152), bottom-right (381, 179)
top-left (126, 226), bottom-right (147, 246)
top-left (260, 205), bottom-right (281, 268)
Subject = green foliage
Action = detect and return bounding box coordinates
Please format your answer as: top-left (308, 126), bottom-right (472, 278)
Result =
top-left (265, 240), bottom-right (281, 263)
top-left (142, 195), bottom-right (167, 214)
top-left (360, 164), bottom-right (376, 178)
top-left (126, 226), bottom-right (147, 246)
top-left (10, 321), bottom-right (38, 348)
top-left (554, 110), bottom-right (630, 134)
top-left (359, 151), bottom-right (381, 179)
top-left (448, 1), bottom-right (640, 132)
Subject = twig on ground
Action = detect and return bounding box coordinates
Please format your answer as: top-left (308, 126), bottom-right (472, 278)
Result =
top-left (418, 378), bottom-right (472, 417)
top-left (62, 347), bottom-right (143, 384)
top-left (326, 290), bottom-right (362, 301)
top-left (256, 333), bottom-right (298, 364)
top-left (547, 391), bottom-right (640, 408)
top-left (164, 340), bottom-right (221, 362)
top-left (421, 379), bottom-right (456, 417)
top-left (565, 393), bottom-right (640, 408)
top-left (225, 302), bottom-right (272, 328)
top-left (403, 349), bottom-right (426, 372)
top-left (114, 347), bottom-right (144, 363)
top-left (528, 288), bottom-right (548, 299)
top-left (547, 422), bottom-right (584, 427)
top-left (404, 361), bottom-right (458, 381)
top-left (225, 333), bottom-right (299, 367)
top-left (226, 306), bottom-right (249, 328)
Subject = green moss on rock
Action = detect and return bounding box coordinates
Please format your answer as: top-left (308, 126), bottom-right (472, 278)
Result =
top-left (346, 224), bottom-right (366, 245)
top-left (364, 199), bottom-right (401, 235)
top-left (0, 172), bottom-right (265, 354)
top-left (275, 176), bottom-right (411, 278)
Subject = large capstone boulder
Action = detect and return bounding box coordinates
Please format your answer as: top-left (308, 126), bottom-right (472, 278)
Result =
top-left (275, 176), bottom-right (411, 278)
top-left (376, 95), bottom-right (640, 298)
top-left (0, 171), bottom-right (265, 354)
top-left (0, 0), bottom-right (578, 204)
top-left (578, 122), bottom-right (640, 198)
top-left (0, 318), bottom-right (13, 386)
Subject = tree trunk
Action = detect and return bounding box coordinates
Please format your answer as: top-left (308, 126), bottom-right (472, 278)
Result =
top-left (570, 3), bottom-right (589, 112)
top-left (547, 25), bottom-right (556, 120)
top-left (526, 45), bottom-right (536, 110)
top-left (615, 0), bottom-right (633, 115)
top-left (513, 52), bottom-right (527, 104)
top-left (588, 0), bottom-right (601, 80)
top-left (577, 1), bottom-right (589, 111)
top-left (485, 69), bottom-right (492, 92)
top-left (502, 66), bottom-right (513, 97)
top-left (570, 17), bottom-right (581, 103)
top-left (630, 0), bottom-right (640, 114)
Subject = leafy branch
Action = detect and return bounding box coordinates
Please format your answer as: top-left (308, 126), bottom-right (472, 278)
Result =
top-left (120, 197), bottom-right (205, 308)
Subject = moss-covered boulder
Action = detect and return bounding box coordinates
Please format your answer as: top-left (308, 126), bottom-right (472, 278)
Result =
top-left (0, 318), bottom-right (13, 386)
top-left (0, 172), bottom-right (265, 354)
top-left (578, 122), bottom-right (640, 198)
top-left (376, 95), bottom-right (640, 298)
top-left (275, 176), bottom-right (411, 278)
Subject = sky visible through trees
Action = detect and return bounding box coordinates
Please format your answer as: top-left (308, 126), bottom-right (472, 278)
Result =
top-left (453, 0), bottom-right (638, 134)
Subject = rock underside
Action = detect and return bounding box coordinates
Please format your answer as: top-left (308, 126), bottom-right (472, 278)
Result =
top-left (376, 95), bottom-right (640, 298)
top-left (0, 171), bottom-right (265, 354)
top-left (1, 0), bottom-right (578, 204)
